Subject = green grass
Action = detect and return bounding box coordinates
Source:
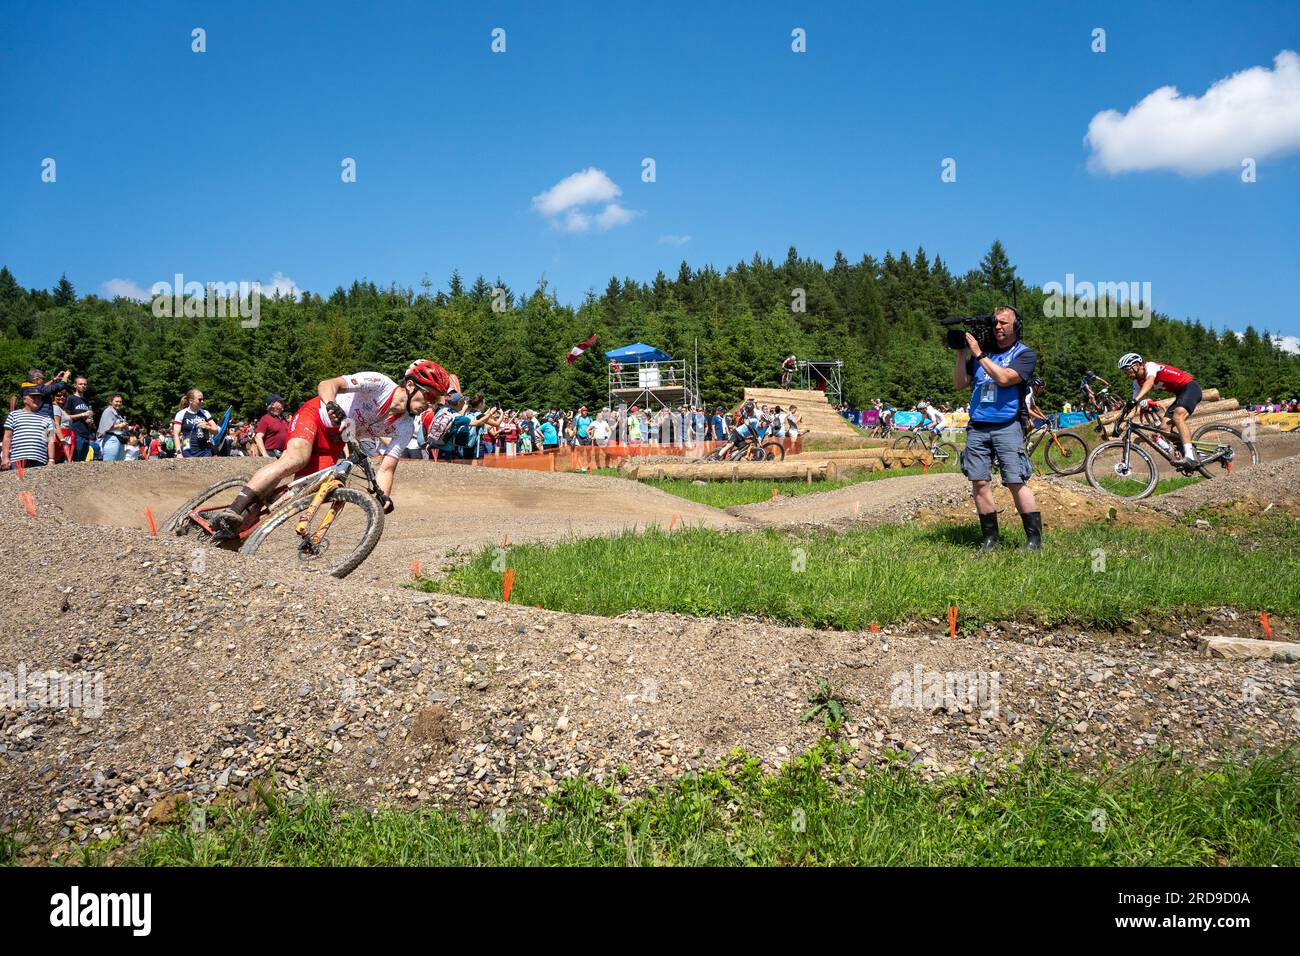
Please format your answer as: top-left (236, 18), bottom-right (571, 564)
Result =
top-left (601, 464), bottom-right (961, 508)
top-left (420, 516), bottom-right (1299, 629)
top-left (66, 743), bottom-right (1300, 866)
top-left (1093, 475), bottom-right (1206, 497)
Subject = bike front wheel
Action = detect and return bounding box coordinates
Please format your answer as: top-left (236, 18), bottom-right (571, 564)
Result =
top-left (240, 487), bottom-right (384, 578)
top-left (761, 440), bottom-right (786, 462)
top-left (892, 434), bottom-right (922, 453)
top-left (1086, 441), bottom-right (1159, 499)
top-left (1044, 433), bottom-right (1089, 475)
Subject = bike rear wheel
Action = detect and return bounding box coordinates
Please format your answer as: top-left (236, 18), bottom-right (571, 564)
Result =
top-left (1086, 441), bottom-right (1159, 499)
top-left (933, 441), bottom-right (959, 466)
top-left (1044, 433), bottom-right (1089, 475)
top-left (1191, 423), bottom-right (1259, 477)
top-left (240, 487), bottom-right (384, 578)
top-left (159, 476), bottom-right (248, 536)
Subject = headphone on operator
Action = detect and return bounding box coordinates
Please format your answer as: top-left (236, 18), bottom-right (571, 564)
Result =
top-left (993, 304), bottom-right (1023, 341)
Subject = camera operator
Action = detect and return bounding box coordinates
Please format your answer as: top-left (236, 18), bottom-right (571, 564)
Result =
top-left (952, 305), bottom-right (1042, 551)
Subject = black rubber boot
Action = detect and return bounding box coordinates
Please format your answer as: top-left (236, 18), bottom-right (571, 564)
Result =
top-left (1020, 511), bottom-right (1043, 551)
top-left (977, 511), bottom-right (999, 553)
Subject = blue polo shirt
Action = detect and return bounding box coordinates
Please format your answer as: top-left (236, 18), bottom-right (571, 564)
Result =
top-left (966, 343), bottom-right (1038, 427)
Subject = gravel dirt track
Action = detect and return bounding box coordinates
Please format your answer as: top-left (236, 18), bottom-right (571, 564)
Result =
top-left (13, 458), bottom-right (748, 581)
top-left (1, 455), bottom-right (1297, 858)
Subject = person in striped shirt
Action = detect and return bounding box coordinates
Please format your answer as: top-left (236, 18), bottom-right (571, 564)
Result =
top-left (2, 391), bottom-right (56, 470)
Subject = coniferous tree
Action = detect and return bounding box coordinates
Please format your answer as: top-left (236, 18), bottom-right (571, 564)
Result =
top-left (53, 273), bottom-right (77, 306)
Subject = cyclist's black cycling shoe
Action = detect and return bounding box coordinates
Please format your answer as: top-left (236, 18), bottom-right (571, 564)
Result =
top-left (213, 508), bottom-right (244, 534)
top-left (977, 512), bottom-right (999, 552)
top-left (1020, 511), bottom-right (1043, 551)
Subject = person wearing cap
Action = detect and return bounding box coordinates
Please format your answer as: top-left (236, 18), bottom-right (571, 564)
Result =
top-left (254, 394), bottom-right (290, 458)
top-left (575, 406), bottom-right (592, 445)
top-left (626, 405), bottom-right (642, 445)
top-left (10, 368), bottom-right (71, 419)
top-left (539, 413), bottom-right (559, 450)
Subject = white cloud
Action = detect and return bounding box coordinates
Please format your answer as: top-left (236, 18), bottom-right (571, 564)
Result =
top-left (1084, 50), bottom-right (1300, 175)
top-left (659, 234), bottom-right (692, 246)
top-left (261, 271), bottom-right (301, 299)
top-left (102, 278), bottom-right (150, 301)
top-left (595, 203), bottom-right (638, 230)
top-left (562, 209), bottom-right (592, 233)
top-left (532, 168), bottom-right (621, 216)
top-left (533, 167), bottom-right (639, 234)
top-left (1273, 334), bottom-right (1300, 355)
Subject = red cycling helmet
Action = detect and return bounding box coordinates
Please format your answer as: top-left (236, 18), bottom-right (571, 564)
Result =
top-left (404, 359), bottom-right (450, 395)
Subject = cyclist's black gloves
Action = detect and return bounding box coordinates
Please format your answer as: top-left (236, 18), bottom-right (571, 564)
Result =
top-left (325, 401), bottom-right (347, 427)
top-left (379, 493), bottom-right (394, 514)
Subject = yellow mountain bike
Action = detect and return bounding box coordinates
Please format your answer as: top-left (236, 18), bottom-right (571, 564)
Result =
top-left (158, 438), bottom-right (389, 577)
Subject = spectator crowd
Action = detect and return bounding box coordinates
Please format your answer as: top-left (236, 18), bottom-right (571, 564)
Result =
top-left (3, 367), bottom-right (805, 470)
top-left (1246, 397), bottom-right (1300, 413)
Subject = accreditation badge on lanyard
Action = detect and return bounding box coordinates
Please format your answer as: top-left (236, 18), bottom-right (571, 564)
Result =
top-left (979, 347), bottom-right (1015, 404)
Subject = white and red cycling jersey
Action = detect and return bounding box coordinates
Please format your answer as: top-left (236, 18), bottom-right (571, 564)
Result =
top-left (288, 372), bottom-right (416, 477)
top-left (1133, 362), bottom-right (1194, 397)
top-left (316, 372), bottom-right (415, 448)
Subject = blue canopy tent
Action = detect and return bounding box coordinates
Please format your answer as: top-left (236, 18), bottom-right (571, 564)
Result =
top-left (605, 341), bottom-right (698, 412)
top-left (603, 343), bottom-right (673, 364)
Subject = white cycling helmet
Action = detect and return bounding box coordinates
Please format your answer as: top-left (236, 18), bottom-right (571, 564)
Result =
top-left (1118, 352), bottom-right (1143, 370)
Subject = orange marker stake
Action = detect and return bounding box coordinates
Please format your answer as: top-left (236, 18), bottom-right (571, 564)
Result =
top-left (410, 560), bottom-right (421, 579)
top-left (18, 491), bottom-right (36, 517)
top-left (870, 622), bottom-right (879, 634)
top-left (15, 461), bottom-right (24, 479)
top-left (771, 486), bottom-right (779, 500)
top-left (1261, 612), bottom-right (1273, 640)
top-left (502, 568), bottom-right (515, 603)
top-left (948, 606), bottom-right (957, 640)
top-left (502, 533), bottom-right (509, 547)
top-left (668, 514), bottom-right (678, 530)
top-left (145, 507), bottom-right (158, 536)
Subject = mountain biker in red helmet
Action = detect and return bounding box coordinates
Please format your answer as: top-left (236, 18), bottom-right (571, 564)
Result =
top-left (213, 360), bottom-right (453, 533)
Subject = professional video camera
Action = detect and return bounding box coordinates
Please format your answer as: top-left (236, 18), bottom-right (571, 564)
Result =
top-left (938, 314), bottom-right (997, 353)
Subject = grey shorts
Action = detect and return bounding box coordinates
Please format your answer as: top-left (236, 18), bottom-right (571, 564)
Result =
top-left (961, 420), bottom-right (1032, 485)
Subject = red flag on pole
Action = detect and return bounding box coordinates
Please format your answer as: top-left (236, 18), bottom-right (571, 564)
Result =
top-left (566, 334), bottom-right (597, 364)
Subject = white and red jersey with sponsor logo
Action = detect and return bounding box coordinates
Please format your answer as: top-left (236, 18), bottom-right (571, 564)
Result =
top-left (318, 372), bottom-right (415, 455)
top-left (1133, 361), bottom-right (1194, 397)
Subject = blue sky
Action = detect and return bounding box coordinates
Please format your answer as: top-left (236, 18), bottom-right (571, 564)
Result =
top-left (2, 0), bottom-right (1298, 344)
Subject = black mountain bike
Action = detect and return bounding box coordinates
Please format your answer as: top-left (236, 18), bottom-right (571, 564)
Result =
top-left (1084, 413), bottom-right (1258, 500)
top-left (1079, 371), bottom-right (1125, 419)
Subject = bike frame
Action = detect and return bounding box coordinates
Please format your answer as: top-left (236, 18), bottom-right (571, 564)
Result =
top-left (1109, 417), bottom-right (1229, 471)
top-left (1023, 422), bottom-right (1049, 458)
top-left (188, 441), bottom-right (382, 542)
